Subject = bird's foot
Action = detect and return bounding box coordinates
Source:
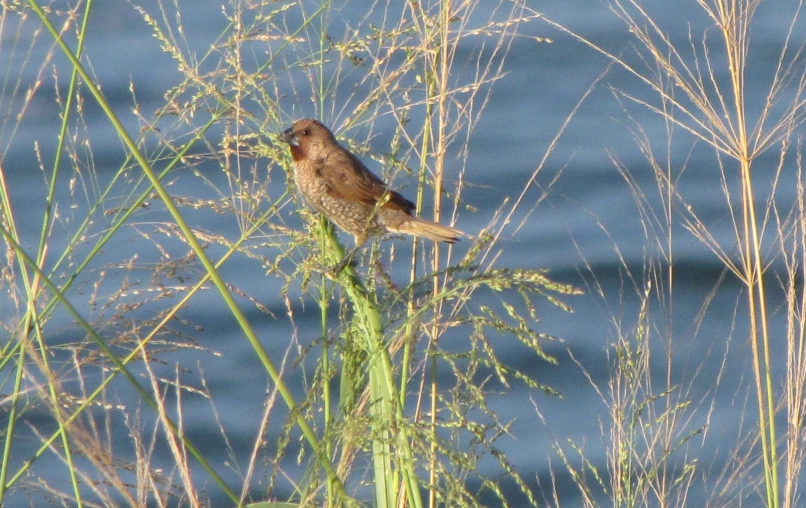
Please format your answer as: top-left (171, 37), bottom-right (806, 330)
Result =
top-left (325, 247), bottom-right (360, 275)
top-left (327, 256), bottom-right (357, 275)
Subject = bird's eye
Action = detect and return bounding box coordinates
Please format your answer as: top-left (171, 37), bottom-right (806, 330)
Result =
top-left (301, 129), bottom-right (310, 136)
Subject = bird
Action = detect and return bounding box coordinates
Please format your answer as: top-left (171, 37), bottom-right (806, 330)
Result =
top-left (280, 118), bottom-right (462, 268)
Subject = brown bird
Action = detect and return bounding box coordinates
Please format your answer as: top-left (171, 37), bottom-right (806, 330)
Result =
top-left (280, 118), bottom-right (462, 264)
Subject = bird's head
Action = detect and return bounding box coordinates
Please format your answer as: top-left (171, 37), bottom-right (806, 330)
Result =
top-left (280, 118), bottom-right (336, 161)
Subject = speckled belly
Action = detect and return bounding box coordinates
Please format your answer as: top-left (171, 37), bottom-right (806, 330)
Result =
top-left (297, 172), bottom-right (388, 241)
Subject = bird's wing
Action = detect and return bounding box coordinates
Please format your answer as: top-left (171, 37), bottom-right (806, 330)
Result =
top-left (320, 149), bottom-right (415, 213)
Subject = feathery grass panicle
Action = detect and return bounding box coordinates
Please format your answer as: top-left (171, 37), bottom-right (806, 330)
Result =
top-left (1, 0), bottom-right (566, 507)
top-left (538, 0), bottom-right (806, 506)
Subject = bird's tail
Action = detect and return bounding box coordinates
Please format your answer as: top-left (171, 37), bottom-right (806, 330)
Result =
top-left (396, 217), bottom-right (463, 243)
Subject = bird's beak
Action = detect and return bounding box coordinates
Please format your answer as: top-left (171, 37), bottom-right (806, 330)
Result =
top-left (280, 128), bottom-right (298, 146)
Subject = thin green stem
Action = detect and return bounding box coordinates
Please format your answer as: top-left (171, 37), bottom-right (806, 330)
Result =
top-left (318, 216), bottom-right (334, 505)
top-left (28, 2), bottom-right (350, 502)
top-left (0, 227), bottom-right (238, 502)
top-left (324, 228), bottom-right (423, 508)
top-left (721, 12), bottom-right (778, 506)
top-left (3, 193), bottom-right (290, 505)
top-left (0, 335), bottom-right (26, 502)
top-left (25, 2), bottom-right (97, 503)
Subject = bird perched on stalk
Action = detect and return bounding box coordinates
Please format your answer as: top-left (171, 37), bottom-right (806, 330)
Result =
top-left (280, 118), bottom-right (462, 268)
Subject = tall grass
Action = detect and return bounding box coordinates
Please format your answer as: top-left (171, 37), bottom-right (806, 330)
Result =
top-left (0, 1), bottom-right (572, 506)
top-left (540, 0), bottom-right (806, 506)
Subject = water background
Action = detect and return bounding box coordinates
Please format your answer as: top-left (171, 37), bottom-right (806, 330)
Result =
top-left (3, 0), bottom-right (804, 505)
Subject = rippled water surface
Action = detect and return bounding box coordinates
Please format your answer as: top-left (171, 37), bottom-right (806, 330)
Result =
top-left (3, 1), bottom-right (804, 505)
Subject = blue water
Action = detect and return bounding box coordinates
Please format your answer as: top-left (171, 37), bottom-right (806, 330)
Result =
top-left (2, 0), bottom-right (804, 505)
